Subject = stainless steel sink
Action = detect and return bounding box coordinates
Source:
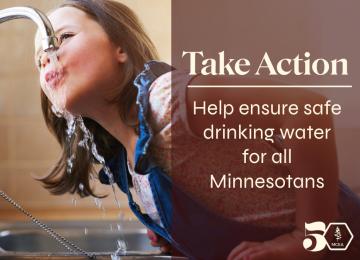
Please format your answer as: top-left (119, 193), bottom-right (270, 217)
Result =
top-left (0, 220), bottom-right (187, 260)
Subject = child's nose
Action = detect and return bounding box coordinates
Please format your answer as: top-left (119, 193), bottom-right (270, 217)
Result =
top-left (40, 52), bottom-right (50, 68)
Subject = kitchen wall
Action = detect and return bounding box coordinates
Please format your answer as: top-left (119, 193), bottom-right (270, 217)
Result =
top-left (0, 0), bottom-right (170, 219)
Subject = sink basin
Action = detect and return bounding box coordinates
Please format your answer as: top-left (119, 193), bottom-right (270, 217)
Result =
top-left (0, 220), bottom-right (187, 260)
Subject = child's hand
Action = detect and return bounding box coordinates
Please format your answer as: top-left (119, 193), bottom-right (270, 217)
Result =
top-left (146, 229), bottom-right (172, 254)
top-left (227, 229), bottom-right (326, 260)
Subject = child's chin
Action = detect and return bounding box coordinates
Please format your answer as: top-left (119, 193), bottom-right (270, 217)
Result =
top-left (64, 102), bottom-right (87, 117)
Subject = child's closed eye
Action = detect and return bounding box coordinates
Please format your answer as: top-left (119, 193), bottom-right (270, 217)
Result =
top-left (58, 32), bottom-right (75, 45)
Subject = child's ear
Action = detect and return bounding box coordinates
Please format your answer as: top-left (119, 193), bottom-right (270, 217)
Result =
top-left (116, 47), bottom-right (128, 63)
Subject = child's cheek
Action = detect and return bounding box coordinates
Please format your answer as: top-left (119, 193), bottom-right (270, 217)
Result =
top-left (66, 47), bottom-right (92, 74)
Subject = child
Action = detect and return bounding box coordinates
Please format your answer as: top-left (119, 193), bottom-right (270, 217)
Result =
top-left (35, 0), bottom-right (360, 259)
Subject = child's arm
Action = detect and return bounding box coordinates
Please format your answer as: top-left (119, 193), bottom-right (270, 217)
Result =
top-left (227, 229), bottom-right (327, 260)
top-left (146, 229), bottom-right (172, 253)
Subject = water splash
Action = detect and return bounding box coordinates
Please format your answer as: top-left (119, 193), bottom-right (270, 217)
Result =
top-left (117, 224), bottom-right (122, 231)
top-left (65, 113), bottom-right (76, 138)
top-left (71, 198), bottom-right (77, 207)
top-left (77, 118), bottom-right (114, 181)
top-left (66, 154), bottom-right (76, 175)
top-left (65, 113), bottom-right (77, 175)
top-left (111, 239), bottom-right (127, 260)
top-left (41, 50), bottom-right (66, 115)
top-left (116, 240), bottom-right (127, 255)
top-left (62, 114), bottom-right (122, 209)
top-left (93, 198), bottom-right (102, 209)
top-left (111, 254), bottom-right (121, 260)
top-left (76, 117), bottom-right (121, 208)
top-left (51, 104), bottom-right (63, 118)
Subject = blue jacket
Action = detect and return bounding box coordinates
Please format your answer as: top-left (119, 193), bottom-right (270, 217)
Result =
top-left (99, 60), bottom-right (360, 260)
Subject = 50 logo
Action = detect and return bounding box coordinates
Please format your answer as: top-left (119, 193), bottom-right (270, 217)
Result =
top-left (303, 221), bottom-right (354, 252)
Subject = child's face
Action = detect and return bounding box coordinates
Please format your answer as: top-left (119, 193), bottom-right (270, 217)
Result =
top-left (35, 6), bottom-right (127, 116)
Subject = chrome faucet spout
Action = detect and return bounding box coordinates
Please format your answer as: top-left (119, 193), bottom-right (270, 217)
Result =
top-left (0, 6), bottom-right (58, 51)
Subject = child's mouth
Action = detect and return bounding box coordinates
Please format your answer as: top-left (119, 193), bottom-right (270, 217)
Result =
top-left (45, 70), bottom-right (64, 89)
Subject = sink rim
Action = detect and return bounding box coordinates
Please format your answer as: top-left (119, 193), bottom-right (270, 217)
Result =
top-left (0, 228), bottom-right (147, 237)
top-left (0, 252), bottom-right (187, 260)
top-left (0, 220), bottom-right (168, 256)
top-left (0, 220), bottom-right (145, 230)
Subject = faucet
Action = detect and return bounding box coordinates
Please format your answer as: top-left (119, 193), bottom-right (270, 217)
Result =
top-left (0, 6), bottom-right (59, 51)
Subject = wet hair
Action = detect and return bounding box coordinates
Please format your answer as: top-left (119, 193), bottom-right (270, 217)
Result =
top-left (37, 0), bottom-right (159, 197)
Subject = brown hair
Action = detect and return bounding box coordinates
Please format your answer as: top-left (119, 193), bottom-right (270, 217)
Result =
top-left (38, 0), bottom-right (159, 197)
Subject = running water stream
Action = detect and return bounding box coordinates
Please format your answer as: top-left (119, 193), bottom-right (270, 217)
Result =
top-left (46, 49), bottom-right (127, 257)
top-left (43, 50), bottom-right (122, 209)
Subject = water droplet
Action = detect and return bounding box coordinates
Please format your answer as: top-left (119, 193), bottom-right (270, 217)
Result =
top-left (93, 198), bottom-right (102, 209)
top-left (111, 254), bottom-right (121, 260)
top-left (66, 154), bottom-right (75, 175)
top-left (117, 224), bottom-right (122, 231)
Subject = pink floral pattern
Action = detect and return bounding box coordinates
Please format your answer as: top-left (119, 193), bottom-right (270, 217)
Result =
top-left (127, 160), bottom-right (163, 226)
